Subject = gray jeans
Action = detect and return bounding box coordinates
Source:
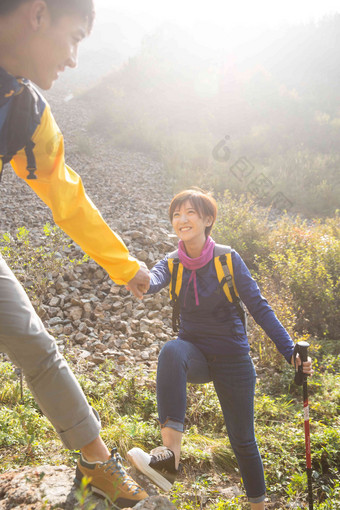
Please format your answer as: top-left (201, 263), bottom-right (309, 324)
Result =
top-left (0, 254), bottom-right (101, 449)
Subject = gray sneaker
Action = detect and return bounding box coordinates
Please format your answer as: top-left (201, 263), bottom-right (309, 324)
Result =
top-left (127, 446), bottom-right (178, 492)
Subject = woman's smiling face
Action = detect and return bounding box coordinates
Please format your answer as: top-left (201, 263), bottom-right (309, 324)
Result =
top-left (172, 200), bottom-right (212, 245)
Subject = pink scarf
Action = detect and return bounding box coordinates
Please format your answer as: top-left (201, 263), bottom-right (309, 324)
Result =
top-left (178, 236), bottom-right (215, 307)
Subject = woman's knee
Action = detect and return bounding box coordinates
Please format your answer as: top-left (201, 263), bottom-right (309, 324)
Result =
top-left (158, 339), bottom-right (186, 366)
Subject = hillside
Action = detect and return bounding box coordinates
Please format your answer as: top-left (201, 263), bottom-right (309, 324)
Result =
top-left (0, 79), bottom-right (339, 509)
top-left (82, 15), bottom-right (340, 218)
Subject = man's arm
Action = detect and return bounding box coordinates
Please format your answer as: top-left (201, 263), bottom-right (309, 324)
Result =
top-left (10, 100), bottom-right (149, 292)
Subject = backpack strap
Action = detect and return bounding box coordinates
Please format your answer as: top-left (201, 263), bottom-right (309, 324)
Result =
top-left (213, 245), bottom-right (234, 302)
top-left (214, 245), bottom-right (247, 331)
top-left (0, 81), bottom-right (40, 183)
top-left (167, 250), bottom-right (183, 333)
top-left (0, 158), bottom-right (4, 183)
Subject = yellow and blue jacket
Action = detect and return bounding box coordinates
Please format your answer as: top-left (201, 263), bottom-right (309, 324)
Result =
top-left (0, 67), bottom-right (139, 285)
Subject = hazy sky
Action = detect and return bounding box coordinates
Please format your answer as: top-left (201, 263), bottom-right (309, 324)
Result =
top-left (94, 0), bottom-right (339, 26)
top-left (89, 0), bottom-right (340, 53)
top-left (69, 0), bottom-right (339, 89)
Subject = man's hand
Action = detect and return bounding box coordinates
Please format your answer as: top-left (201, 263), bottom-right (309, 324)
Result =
top-left (126, 266), bottom-right (150, 299)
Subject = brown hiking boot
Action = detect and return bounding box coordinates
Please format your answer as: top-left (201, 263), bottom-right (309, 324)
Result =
top-left (75, 448), bottom-right (148, 508)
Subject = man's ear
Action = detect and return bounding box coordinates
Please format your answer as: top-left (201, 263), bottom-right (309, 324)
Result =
top-left (205, 216), bottom-right (213, 227)
top-left (29, 0), bottom-right (49, 31)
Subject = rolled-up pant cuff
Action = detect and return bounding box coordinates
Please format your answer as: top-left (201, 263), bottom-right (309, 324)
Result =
top-left (249, 494), bottom-right (266, 503)
top-left (159, 417), bottom-right (184, 433)
top-left (59, 407), bottom-right (101, 450)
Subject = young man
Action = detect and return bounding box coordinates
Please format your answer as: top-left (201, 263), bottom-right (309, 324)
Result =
top-left (0, 0), bottom-right (149, 507)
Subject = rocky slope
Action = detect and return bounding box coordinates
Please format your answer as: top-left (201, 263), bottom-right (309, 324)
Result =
top-left (1, 81), bottom-right (177, 374)
top-left (0, 81), bottom-right (180, 508)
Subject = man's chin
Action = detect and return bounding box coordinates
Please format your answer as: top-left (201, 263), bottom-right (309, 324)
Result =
top-left (30, 75), bottom-right (56, 91)
top-left (37, 79), bottom-right (55, 91)
top-left (43, 82), bottom-right (54, 91)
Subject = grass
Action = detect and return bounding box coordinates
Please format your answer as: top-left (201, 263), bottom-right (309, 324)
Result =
top-left (0, 211), bottom-right (339, 508)
top-left (1, 344), bottom-right (339, 509)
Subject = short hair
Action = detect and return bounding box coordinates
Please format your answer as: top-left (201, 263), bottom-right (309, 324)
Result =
top-left (169, 188), bottom-right (218, 237)
top-left (0, 0), bottom-right (95, 33)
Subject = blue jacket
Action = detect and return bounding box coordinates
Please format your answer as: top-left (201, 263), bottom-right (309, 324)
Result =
top-left (148, 246), bottom-right (295, 362)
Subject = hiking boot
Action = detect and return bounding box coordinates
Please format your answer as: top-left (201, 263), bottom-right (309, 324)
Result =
top-left (75, 448), bottom-right (148, 508)
top-left (127, 446), bottom-right (178, 492)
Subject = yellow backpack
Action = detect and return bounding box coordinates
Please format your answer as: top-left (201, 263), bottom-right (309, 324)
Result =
top-left (167, 244), bottom-right (247, 333)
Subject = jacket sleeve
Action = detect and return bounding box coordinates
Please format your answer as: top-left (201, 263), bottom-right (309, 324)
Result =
top-left (232, 250), bottom-right (294, 363)
top-left (10, 102), bottom-right (140, 285)
top-left (147, 256), bottom-right (171, 294)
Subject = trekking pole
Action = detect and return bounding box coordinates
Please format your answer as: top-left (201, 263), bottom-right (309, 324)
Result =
top-left (293, 341), bottom-right (313, 509)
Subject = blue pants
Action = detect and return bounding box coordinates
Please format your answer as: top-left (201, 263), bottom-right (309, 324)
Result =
top-left (157, 338), bottom-right (266, 503)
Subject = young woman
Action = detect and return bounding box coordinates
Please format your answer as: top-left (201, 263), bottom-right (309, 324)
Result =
top-left (127, 189), bottom-right (313, 509)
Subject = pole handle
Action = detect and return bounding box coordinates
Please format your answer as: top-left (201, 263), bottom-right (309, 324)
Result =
top-left (293, 341), bottom-right (309, 386)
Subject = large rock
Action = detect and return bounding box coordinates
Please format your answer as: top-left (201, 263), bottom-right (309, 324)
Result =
top-left (0, 465), bottom-right (81, 510)
top-left (0, 465), bottom-right (176, 510)
top-left (134, 496), bottom-right (176, 509)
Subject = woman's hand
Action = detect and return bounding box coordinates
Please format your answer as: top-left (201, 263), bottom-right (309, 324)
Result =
top-left (126, 265), bottom-right (150, 299)
top-left (291, 353), bottom-right (314, 376)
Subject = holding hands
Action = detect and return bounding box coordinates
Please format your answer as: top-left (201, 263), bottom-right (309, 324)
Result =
top-left (126, 263), bottom-right (150, 299)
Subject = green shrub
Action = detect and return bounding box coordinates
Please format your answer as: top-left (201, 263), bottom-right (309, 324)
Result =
top-left (214, 191), bottom-right (271, 270)
top-left (263, 214), bottom-right (340, 339)
top-left (0, 224), bottom-right (86, 311)
top-left (215, 197), bottom-right (340, 341)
